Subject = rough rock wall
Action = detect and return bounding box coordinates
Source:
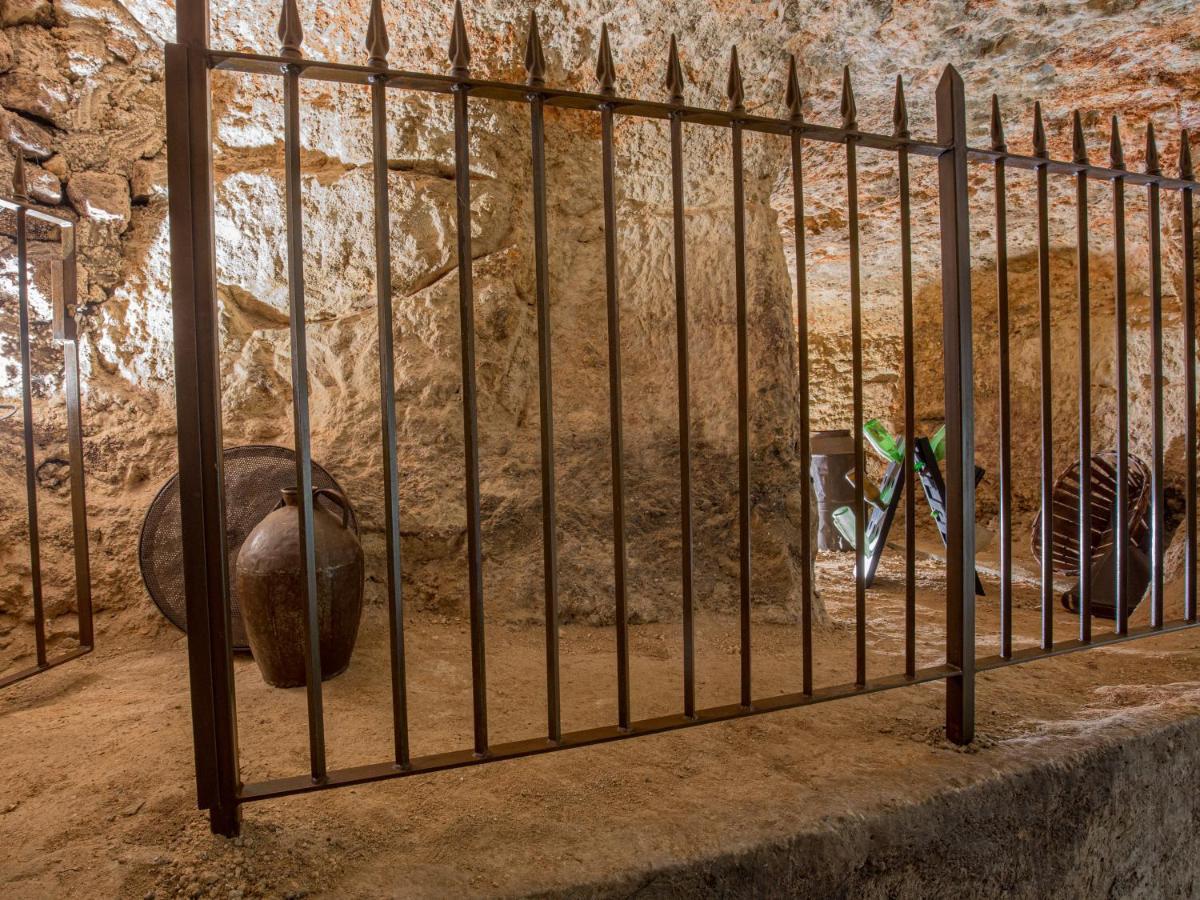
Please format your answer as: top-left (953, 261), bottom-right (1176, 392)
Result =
top-left (766, 0), bottom-right (1200, 569)
top-left (1, 0), bottom-right (1198, 656)
top-left (1, 0), bottom-right (817, 656)
top-left (191, 1), bottom-right (813, 628)
top-left (0, 0), bottom-right (173, 658)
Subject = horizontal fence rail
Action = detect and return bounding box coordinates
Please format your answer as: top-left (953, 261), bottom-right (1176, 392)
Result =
top-left (167, 0), bottom-right (1200, 836)
top-left (0, 151), bottom-right (93, 691)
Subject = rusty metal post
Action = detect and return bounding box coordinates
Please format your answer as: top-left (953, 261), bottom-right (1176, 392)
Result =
top-left (1073, 112), bottom-right (1093, 642)
top-left (895, 76), bottom-right (916, 677)
top-left (1034, 102), bottom-right (1054, 650)
top-left (57, 237), bottom-right (93, 649)
top-left (666, 35), bottom-right (696, 718)
top-left (841, 67), bottom-right (867, 688)
top-left (1146, 122), bottom-right (1165, 630)
top-left (596, 24), bottom-right (631, 729)
top-left (166, 0), bottom-right (241, 837)
top-left (990, 96), bottom-right (1013, 658)
top-left (280, 10), bottom-right (329, 783)
top-left (1111, 118), bottom-right (1130, 634)
top-left (525, 12), bottom-right (562, 742)
top-left (1182, 132), bottom-right (1196, 623)
top-left (935, 65), bottom-right (975, 745)
top-left (366, 0), bottom-right (411, 768)
top-left (15, 202), bottom-right (46, 669)
top-left (785, 57), bottom-right (814, 696)
top-left (448, 1), bottom-right (491, 756)
top-left (729, 48), bottom-right (753, 708)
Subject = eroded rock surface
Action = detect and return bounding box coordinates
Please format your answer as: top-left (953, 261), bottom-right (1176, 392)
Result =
top-left (1, 0), bottom-right (1198, 659)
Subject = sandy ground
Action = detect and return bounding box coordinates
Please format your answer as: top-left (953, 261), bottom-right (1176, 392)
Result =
top-left (2, 547), bottom-right (1200, 899)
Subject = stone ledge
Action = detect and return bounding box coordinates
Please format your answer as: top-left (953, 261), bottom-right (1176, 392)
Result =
top-left (542, 711), bottom-right (1200, 898)
top-left (3, 605), bottom-right (1199, 899)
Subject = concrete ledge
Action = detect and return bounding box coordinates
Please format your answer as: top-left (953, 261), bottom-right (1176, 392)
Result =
top-left (548, 713), bottom-right (1200, 898)
top-left (4, 613), bottom-right (1200, 899)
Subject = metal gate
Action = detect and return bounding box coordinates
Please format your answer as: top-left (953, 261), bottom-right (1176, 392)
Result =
top-left (0, 149), bottom-right (93, 690)
top-left (166, 0), bottom-right (1199, 836)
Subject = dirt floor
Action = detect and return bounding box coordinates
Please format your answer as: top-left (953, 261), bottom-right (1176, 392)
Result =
top-left (3, 545), bottom-right (1200, 899)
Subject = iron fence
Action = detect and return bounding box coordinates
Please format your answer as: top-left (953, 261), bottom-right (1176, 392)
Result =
top-left (0, 147), bottom-right (93, 690)
top-left (166, 0), bottom-right (1199, 836)
top-left (970, 103), bottom-right (1198, 671)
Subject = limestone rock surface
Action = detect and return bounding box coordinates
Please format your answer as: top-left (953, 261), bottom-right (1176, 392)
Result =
top-left (67, 170), bottom-right (130, 231)
top-left (1, 0), bottom-right (52, 28)
top-left (0, 0), bottom-right (1198, 656)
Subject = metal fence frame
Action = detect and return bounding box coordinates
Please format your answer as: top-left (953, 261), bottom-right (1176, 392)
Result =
top-left (167, 0), bottom-right (1198, 836)
top-left (0, 149), bottom-right (93, 690)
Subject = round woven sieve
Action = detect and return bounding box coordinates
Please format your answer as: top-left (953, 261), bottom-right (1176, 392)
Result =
top-left (138, 445), bottom-right (358, 651)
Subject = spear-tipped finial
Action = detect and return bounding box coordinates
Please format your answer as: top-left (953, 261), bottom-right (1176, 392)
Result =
top-left (665, 34), bottom-right (685, 104)
top-left (1071, 110), bottom-right (1088, 165)
top-left (448, 0), bottom-right (471, 78)
top-left (840, 65), bottom-right (857, 130)
top-left (727, 46), bottom-right (745, 114)
top-left (1110, 115), bottom-right (1124, 169)
top-left (524, 10), bottom-right (546, 86)
top-left (10, 142), bottom-right (26, 202)
top-left (1145, 119), bottom-right (1160, 174)
top-left (277, 0), bottom-right (303, 58)
top-left (1032, 101), bottom-right (1047, 158)
top-left (989, 94), bottom-right (1006, 151)
top-left (596, 22), bottom-right (616, 95)
top-left (1181, 129), bottom-right (1194, 181)
top-left (892, 75), bottom-right (908, 138)
top-left (365, 0), bottom-right (389, 68)
top-left (785, 54), bottom-right (803, 122)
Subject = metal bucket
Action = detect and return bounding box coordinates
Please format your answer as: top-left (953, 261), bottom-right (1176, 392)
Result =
top-left (810, 429), bottom-right (856, 552)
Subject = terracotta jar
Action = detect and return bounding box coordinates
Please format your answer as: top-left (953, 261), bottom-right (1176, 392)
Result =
top-left (236, 487), bottom-right (364, 688)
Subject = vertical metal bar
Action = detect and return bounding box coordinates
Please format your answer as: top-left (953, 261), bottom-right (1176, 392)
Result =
top-left (529, 88), bottom-right (562, 741)
top-left (669, 108), bottom-right (696, 718)
top-left (1112, 158), bottom-right (1130, 635)
top-left (789, 121), bottom-right (813, 697)
top-left (891, 80), bottom-right (917, 674)
top-left (451, 83), bottom-right (490, 754)
top-left (1075, 153), bottom-right (1092, 642)
top-left (165, 20), bottom-right (241, 833)
top-left (1147, 174), bottom-right (1165, 629)
top-left (1035, 146), bottom-right (1054, 651)
top-left (935, 65), bottom-right (975, 745)
top-left (898, 136), bottom-right (916, 678)
top-left (176, 0), bottom-right (207, 51)
top-left (1183, 171), bottom-right (1197, 623)
top-left (993, 149), bottom-right (1013, 659)
top-left (599, 101), bottom-right (631, 729)
top-left (525, 20), bottom-right (562, 741)
top-left (282, 62), bottom-right (326, 779)
top-left (731, 116), bottom-right (753, 708)
top-left (846, 138), bottom-right (866, 688)
top-left (369, 74), bottom-right (410, 768)
top-left (57, 242), bottom-right (92, 648)
top-left (15, 207), bottom-right (45, 668)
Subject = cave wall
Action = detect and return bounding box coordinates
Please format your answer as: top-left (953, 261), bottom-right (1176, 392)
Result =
top-left (0, 0), bottom-right (1198, 658)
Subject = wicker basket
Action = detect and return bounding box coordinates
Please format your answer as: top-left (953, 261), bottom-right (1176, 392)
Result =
top-left (1031, 451), bottom-right (1151, 577)
top-left (139, 445), bottom-right (358, 650)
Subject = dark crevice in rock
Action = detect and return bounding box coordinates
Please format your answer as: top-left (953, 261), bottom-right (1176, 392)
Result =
top-left (386, 158), bottom-right (456, 180)
top-left (403, 241), bottom-right (516, 297)
top-left (218, 283), bottom-right (291, 332)
top-left (386, 158), bottom-right (493, 182)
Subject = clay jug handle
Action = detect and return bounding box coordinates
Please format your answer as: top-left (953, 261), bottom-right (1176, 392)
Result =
top-left (313, 487), bottom-right (353, 530)
top-left (272, 487), bottom-right (297, 512)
